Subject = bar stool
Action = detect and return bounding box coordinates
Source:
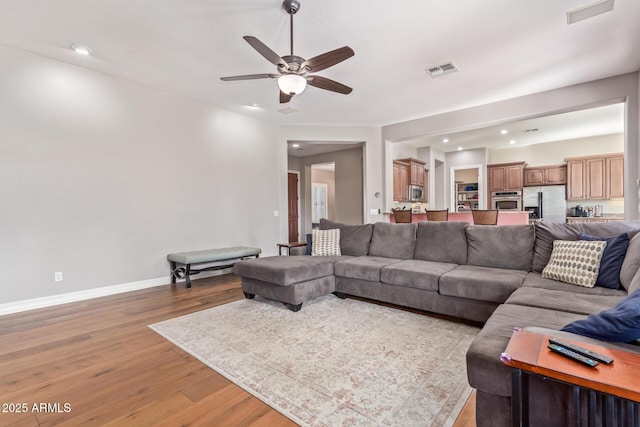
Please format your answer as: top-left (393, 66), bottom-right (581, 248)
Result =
top-left (425, 209), bottom-right (449, 221)
top-left (391, 208), bottom-right (413, 223)
top-left (471, 209), bottom-right (499, 225)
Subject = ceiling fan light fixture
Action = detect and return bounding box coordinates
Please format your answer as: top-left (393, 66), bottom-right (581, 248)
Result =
top-left (278, 74), bottom-right (307, 96)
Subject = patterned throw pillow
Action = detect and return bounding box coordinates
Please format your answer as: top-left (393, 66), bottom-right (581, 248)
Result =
top-left (311, 229), bottom-right (341, 256)
top-left (542, 240), bottom-right (607, 288)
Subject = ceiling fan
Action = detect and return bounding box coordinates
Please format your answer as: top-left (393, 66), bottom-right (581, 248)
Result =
top-left (220, 0), bottom-right (354, 104)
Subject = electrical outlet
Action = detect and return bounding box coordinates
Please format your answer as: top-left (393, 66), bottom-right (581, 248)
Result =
top-left (54, 272), bottom-right (63, 282)
top-left (273, 210), bottom-right (279, 217)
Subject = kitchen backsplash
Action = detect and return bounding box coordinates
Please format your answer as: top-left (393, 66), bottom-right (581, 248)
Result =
top-left (567, 199), bottom-right (624, 215)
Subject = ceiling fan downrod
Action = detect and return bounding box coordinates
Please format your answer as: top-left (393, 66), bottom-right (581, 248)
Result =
top-left (283, 0), bottom-right (300, 56)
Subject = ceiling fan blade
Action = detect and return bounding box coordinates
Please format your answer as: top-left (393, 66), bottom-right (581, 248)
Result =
top-left (243, 36), bottom-right (288, 69)
top-left (307, 75), bottom-right (352, 95)
top-left (301, 46), bottom-right (354, 73)
top-left (220, 73), bottom-right (278, 81)
top-left (280, 91), bottom-right (293, 104)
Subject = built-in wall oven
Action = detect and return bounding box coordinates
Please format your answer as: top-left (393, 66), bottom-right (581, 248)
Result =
top-left (491, 190), bottom-right (522, 211)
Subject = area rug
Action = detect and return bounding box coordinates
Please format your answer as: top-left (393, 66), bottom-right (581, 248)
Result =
top-left (149, 295), bottom-right (480, 427)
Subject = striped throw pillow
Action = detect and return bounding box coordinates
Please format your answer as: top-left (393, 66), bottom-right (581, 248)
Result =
top-left (311, 229), bottom-right (341, 256)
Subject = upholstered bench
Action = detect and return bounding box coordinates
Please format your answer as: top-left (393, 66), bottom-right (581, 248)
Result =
top-left (168, 246), bottom-right (261, 288)
top-left (234, 255), bottom-right (349, 312)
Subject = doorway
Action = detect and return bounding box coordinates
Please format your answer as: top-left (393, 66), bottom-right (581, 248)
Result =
top-left (450, 165), bottom-right (483, 212)
top-left (287, 172), bottom-right (300, 242)
top-left (311, 162), bottom-right (335, 227)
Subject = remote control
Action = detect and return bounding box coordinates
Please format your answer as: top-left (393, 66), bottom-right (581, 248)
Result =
top-left (547, 343), bottom-right (599, 367)
top-left (549, 338), bottom-right (613, 365)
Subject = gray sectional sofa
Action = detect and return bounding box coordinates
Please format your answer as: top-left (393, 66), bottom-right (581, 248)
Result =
top-left (234, 218), bottom-right (640, 426)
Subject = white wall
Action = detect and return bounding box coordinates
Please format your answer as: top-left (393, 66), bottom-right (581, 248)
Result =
top-left (391, 142), bottom-right (418, 160)
top-left (0, 46), bottom-right (280, 305)
top-left (488, 134), bottom-right (624, 165)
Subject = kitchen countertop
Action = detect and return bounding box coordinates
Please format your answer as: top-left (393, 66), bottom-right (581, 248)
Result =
top-left (388, 210), bottom-right (530, 225)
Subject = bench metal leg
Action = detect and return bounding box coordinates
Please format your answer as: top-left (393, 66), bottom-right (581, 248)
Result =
top-left (185, 264), bottom-right (191, 288)
top-left (170, 261), bottom-right (177, 284)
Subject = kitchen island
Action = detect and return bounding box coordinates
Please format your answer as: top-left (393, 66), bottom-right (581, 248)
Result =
top-left (389, 211), bottom-right (530, 225)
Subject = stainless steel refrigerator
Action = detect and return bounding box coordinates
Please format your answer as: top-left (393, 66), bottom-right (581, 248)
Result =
top-left (523, 185), bottom-right (567, 223)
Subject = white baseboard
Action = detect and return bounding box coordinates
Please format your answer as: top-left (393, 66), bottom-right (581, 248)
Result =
top-left (0, 268), bottom-right (233, 316)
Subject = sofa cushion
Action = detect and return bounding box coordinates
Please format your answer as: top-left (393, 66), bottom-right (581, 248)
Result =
top-left (368, 222), bottom-right (416, 259)
top-left (621, 231), bottom-right (640, 291)
top-left (319, 219), bottom-right (373, 256)
top-left (234, 255), bottom-right (349, 286)
top-left (467, 304), bottom-right (586, 397)
top-left (541, 240), bottom-right (606, 288)
top-left (629, 266), bottom-right (640, 295)
top-left (505, 287), bottom-right (625, 316)
top-left (439, 265), bottom-right (527, 304)
top-left (466, 225), bottom-right (534, 271)
top-left (522, 272), bottom-right (627, 297)
top-left (532, 220), bottom-right (640, 273)
top-left (333, 256), bottom-right (403, 282)
top-left (561, 289), bottom-right (640, 343)
top-left (579, 232), bottom-right (629, 289)
top-left (380, 259), bottom-right (458, 292)
top-left (413, 221), bottom-right (468, 264)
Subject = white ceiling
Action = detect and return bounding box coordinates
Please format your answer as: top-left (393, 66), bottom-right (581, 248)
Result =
top-left (406, 102), bottom-right (625, 153)
top-left (0, 0), bottom-right (638, 129)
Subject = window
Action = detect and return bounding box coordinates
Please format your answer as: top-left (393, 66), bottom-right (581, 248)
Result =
top-left (312, 183), bottom-right (328, 223)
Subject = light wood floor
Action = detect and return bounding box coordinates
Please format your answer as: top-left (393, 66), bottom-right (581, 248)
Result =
top-left (0, 274), bottom-right (476, 426)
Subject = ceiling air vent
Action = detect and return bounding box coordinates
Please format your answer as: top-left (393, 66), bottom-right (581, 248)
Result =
top-left (426, 61), bottom-right (458, 78)
top-left (278, 107), bottom-right (298, 114)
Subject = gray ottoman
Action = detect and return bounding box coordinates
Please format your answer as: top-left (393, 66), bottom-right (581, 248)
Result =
top-left (234, 255), bottom-right (348, 311)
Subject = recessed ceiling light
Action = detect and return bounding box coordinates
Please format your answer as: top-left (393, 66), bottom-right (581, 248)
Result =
top-left (509, 140), bottom-right (516, 145)
top-left (500, 129), bottom-right (508, 135)
top-left (457, 147), bottom-right (463, 151)
top-left (71, 44), bottom-right (91, 55)
top-left (247, 103), bottom-right (259, 109)
top-left (292, 143), bottom-right (300, 148)
top-left (442, 138), bottom-right (449, 143)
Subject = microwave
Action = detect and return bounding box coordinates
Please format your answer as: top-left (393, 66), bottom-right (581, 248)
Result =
top-left (409, 185), bottom-right (424, 202)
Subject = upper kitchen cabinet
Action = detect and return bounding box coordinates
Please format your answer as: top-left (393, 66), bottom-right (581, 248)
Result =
top-left (566, 153), bottom-right (623, 200)
top-left (606, 154), bottom-right (624, 199)
top-left (397, 158), bottom-right (427, 186)
top-left (393, 160), bottom-right (410, 202)
top-left (488, 162), bottom-right (526, 192)
top-left (523, 165), bottom-right (567, 186)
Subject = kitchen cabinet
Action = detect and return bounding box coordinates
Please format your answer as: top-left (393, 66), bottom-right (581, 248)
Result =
top-left (606, 154), bottom-right (624, 199)
top-left (488, 162), bottom-right (526, 192)
top-left (397, 158), bottom-right (427, 186)
top-left (566, 153), bottom-right (622, 201)
top-left (393, 160), bottom-right (410, 202)
top-left (523, 165), bottom-right (567, 186)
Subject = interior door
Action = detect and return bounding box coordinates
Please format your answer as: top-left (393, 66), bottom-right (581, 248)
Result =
top-left (287, 172), bottom-right (299, 242)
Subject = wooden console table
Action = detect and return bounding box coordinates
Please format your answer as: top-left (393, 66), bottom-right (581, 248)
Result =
top-left (277, 241), bottom-right (307, 256)
top-left (501, 329), bottom-right (640, 427)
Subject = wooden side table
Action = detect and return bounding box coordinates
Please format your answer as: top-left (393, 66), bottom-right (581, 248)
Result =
top-left (501, 329), bottom-right (640, 427)
top-left (277, 242), bottom-right (307, 256)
